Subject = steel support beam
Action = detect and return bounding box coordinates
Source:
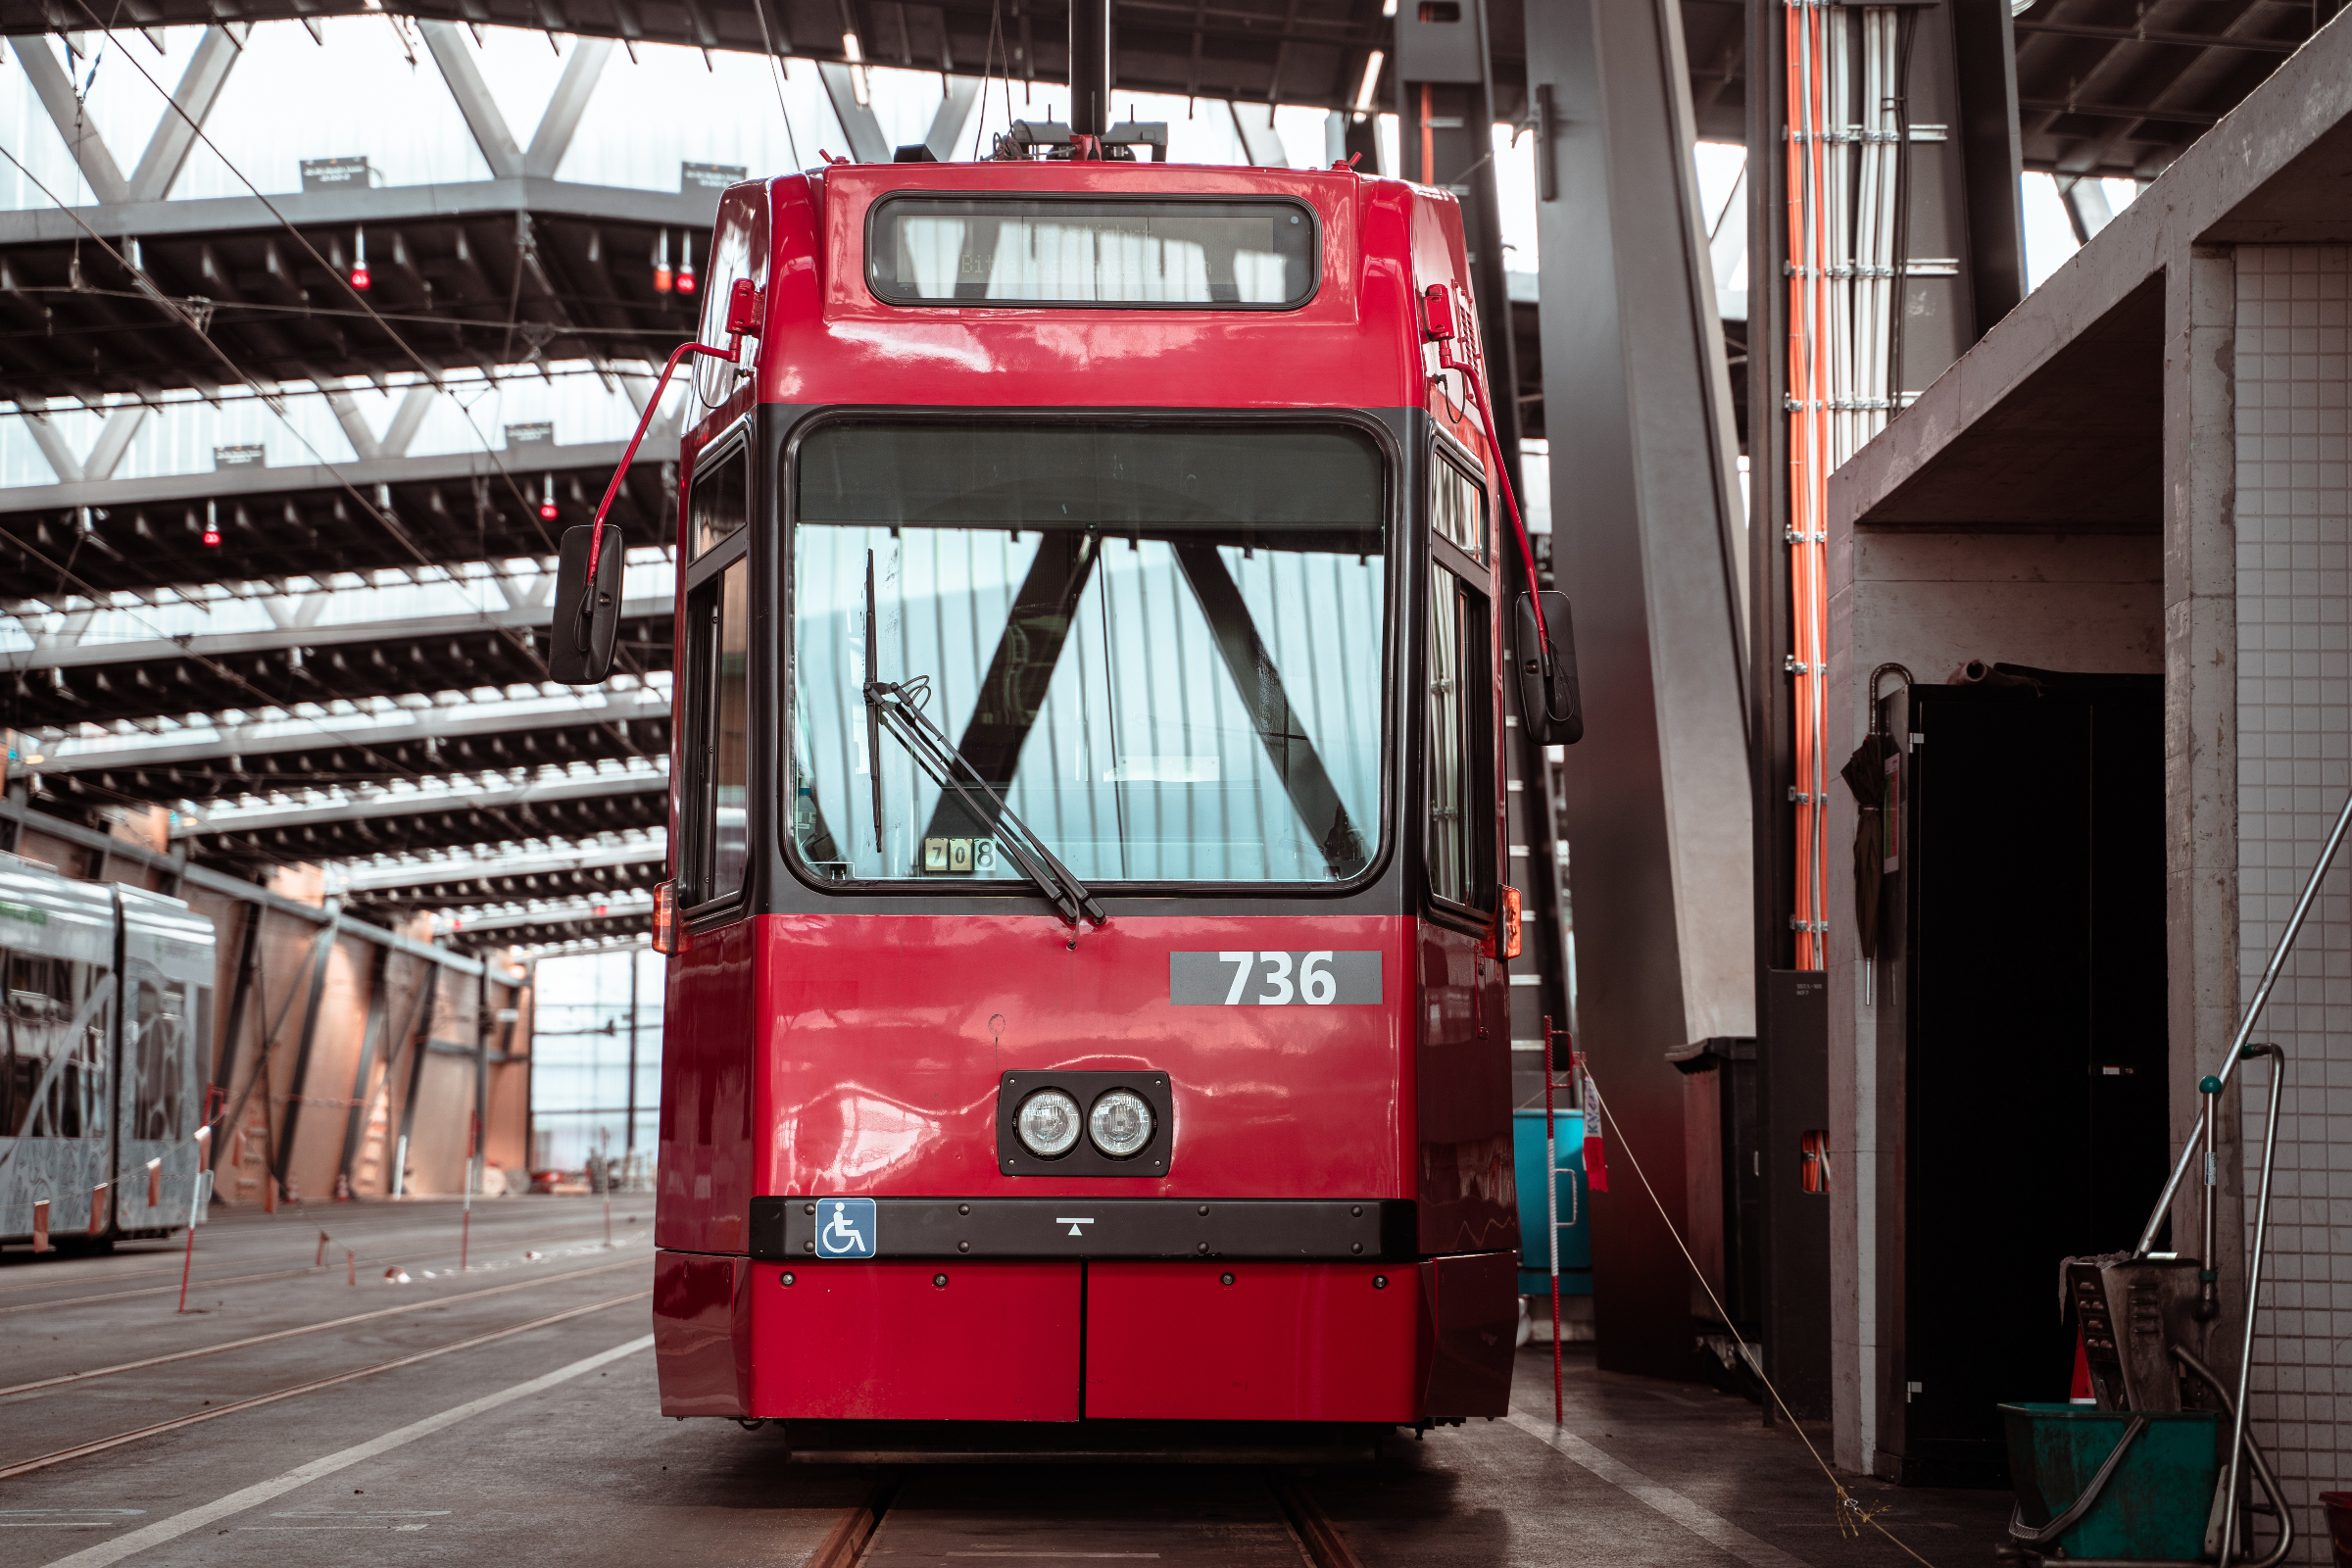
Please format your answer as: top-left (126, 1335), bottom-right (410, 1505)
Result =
top-left (79, 405), bottom-right (149, 482)
top-left (523, 37), bottom-right (614, 179)
top-left (20, 408), bottom-right (85, 483)
top-left (1950, 0), bottom-right (2030, 333)
top-left (28, 686), bottom-right (669, 775)
top-left (924, 75), bottom-right (984, 162)
top-left (338, 942), bottom-right (392, 1191)
top-left (0, 794), bottom-right (485, 973)
top-left (1529, 0), bottom-right (1753, 1381)
top-left (419, 22), bottom-right (526, 179)
top-left (13, 34), bottom-right (129, 204)
top-left (2060, 175), bottom-right (2116, 244)
top-left (1229, 101), bottom-right (1286, 166)
top-left (177, 764), bottom-right (669, 837)
top-left (0, 434), bottom-right (677, 537)
top-left (441, 893), bottom-right (655, 935)
top-left (8, 590), bottom-right (669, 670)
top-left (816, 61), bottom-right (896, 164)
top-left (1395, 0), bottom-right (1522, 489)
top-left (124, 26), bottom-right (241, 204)
top-left (337, 832), bottom-right (665, 893)
top-left (0, 173), bottom-right (722, 247)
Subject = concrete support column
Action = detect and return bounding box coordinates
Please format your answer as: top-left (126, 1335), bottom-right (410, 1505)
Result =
top-left (1528, 0), bottom-right (1754, 1379)
top-left (2163, 246), bottom-right (2244, 1360)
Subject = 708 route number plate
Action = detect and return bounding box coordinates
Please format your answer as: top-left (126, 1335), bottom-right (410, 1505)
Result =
top-left (1168, 951), bottom-right (1382, 1006)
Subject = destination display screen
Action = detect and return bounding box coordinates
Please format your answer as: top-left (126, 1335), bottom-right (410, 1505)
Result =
top-left (866, 197), bottom-right (1319, 309)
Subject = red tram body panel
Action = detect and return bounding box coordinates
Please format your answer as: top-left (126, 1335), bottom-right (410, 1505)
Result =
top-left (648, 155), bottom-right (1522, 1429)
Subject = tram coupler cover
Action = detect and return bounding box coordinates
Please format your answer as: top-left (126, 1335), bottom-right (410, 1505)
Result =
top-left (551, 523), bottom-right (624, 683)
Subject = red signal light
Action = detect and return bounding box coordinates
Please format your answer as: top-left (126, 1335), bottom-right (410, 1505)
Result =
top-left (202, 527), bottom-right (221, 547)
top-left (538, 500), bottom-right (560, 521)
top-left (350, 263), bottom-right (370, 291)
top-left (350, 226), bottom-right (370, 291)
top-left (676, 232), bottom-right (696, 296)
top-left (675, 268), bottom-right (696, 296)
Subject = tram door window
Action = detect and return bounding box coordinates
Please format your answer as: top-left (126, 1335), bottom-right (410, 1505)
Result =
top-left (127, 969), bottom-right (197, 1142)
top-left (1427, 449), bottom-right (1494, 912)
top-left (2, 951), bottom-right (109, 1139)
top-left (684, 440), bottom-right (753, 908)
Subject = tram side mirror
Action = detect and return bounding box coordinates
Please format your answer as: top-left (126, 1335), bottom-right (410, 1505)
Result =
top-left (722, 276), bottom-right (762, 340)
top-left (550, 524), bottom-right (624, 685)
top-left (1514, 591), bottom-right (1584, 746)
top-left (1422, 283), bottom-right (1456, 340)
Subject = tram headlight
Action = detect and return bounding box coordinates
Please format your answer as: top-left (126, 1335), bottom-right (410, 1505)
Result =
top-left (1088, 1089), bottom-right (1154, 1159)
top-left (1015, 1089), bottom-right (1083, 1157)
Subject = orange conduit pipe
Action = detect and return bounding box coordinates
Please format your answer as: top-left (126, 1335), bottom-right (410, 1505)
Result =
top-left (1784, 0), bottom-right (1831, 970)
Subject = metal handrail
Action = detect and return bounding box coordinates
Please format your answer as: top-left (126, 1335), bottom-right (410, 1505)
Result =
top-left (2133, 787), bottom-right (2352, 1257)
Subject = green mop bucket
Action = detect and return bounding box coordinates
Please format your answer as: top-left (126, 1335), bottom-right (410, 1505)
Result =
top-left (2001, 1403), bottom-right (2221, 1561)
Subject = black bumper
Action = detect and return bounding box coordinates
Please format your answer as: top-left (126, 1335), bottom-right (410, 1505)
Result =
top-left (751, 1197), bottom-right (1416, 1262)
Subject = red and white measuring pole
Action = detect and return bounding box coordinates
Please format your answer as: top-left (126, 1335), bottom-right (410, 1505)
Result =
top-left (177, 1126), bottom-right (213, 1314)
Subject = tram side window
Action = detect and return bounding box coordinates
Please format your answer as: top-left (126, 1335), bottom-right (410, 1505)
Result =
top-left (1432, 457), bottom-right (1487, 562)
top-left (3, 951), bottom-right (109, 1139)
top-left (1427, 569), bottom-right (1494, 910)
top-left (683, 444), bottom-right (753, 908)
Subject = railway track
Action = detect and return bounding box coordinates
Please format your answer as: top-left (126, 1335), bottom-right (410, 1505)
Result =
top-left (0, 1290), bottom-right (651, 1480)
top-left (0, 1254), bottom-right (647, 1399)
top-left (0, 1216), bottom-right (659, 1489)
top-left (799, 1466), bottom-right (1366, 1567)
top-left (0, 1204), bottom-right (648, 1315)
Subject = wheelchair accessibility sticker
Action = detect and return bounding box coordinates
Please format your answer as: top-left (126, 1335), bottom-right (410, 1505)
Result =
top-left (815, 1198), bottom-right (877, 1258)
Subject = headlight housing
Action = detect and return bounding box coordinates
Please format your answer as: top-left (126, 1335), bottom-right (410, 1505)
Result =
top-left (1088, 1089), bottom-right (1154, 1158)
top-left (1015, 1089), bottom-right (1082, 1157)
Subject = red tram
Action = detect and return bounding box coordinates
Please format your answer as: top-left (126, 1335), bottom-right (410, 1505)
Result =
top-left (558, 126), bottom-right (1580, 1431)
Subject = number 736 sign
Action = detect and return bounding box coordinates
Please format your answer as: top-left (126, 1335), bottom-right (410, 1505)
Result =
top-left (1168, 951), bottom-right (1384, 1005)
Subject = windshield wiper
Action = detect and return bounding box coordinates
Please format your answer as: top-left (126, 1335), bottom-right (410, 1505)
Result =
top-left (861, 551), bottom-right (1106, 928)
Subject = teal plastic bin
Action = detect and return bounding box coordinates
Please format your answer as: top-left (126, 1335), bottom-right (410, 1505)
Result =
top-left (1510, 1108), bottom-right (1591, 1297)
top-left (2000, 1402), bottom-right (2221, 1561)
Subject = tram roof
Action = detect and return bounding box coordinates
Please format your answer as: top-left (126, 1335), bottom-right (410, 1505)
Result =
top-left (710, 161), bottom-right (1483, 429)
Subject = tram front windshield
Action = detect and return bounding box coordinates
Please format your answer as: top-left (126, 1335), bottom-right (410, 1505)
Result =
top-left (791, 422), bottom-right (1387, 886)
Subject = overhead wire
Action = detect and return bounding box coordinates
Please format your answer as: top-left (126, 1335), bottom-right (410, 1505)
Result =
top-left (0, 189), bottom-right (645, 814)
top-left (0, 131), bottom-right (661, 763)
top-left (0, 284), bottom-right (705, 345)
top-left (59, 0), bottom-right (687, 691)
top-left (746, 0), bottom-right (806, 169)
top-left (65, 0), bottom-right (566, 556)
top-left (0, 580), bottom-right (662, 856)
top-left (1578, 1061), bottom-right (1940, 1568)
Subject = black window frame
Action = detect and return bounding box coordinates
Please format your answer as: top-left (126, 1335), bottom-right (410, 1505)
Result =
top-left (679, 424), bottom-right (756, 918)
top-left (1423, 434), bottom-right (1496, 923)
top-left (776, 407), bottom-right (1402, 902)
top-left (863, 193), bottom-right (1324, 312)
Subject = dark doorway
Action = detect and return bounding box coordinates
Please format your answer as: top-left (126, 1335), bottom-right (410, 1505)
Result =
top-left (1882, 675), bottom-right (2169, 1486)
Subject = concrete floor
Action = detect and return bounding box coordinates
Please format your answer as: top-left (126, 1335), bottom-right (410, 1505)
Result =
top-left (0, 1199), bottom-right (2013, 1567)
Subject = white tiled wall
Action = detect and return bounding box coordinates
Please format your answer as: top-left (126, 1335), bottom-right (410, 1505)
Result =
top-left (2234, 242), bottom-right (2352, 1564)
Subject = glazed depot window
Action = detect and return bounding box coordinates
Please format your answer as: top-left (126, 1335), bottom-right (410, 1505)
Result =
top-left (867, 198), bottom-right (1317, 308)
top-left (790, 422), bottom-right (1386, 886)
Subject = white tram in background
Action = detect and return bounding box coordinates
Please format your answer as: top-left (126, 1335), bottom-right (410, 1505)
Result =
top-left (0, 853), bottom-right (215, 1251)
